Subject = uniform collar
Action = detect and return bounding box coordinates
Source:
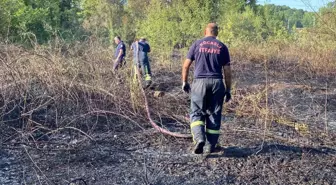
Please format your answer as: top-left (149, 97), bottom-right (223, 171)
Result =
top-left (204, 36), bottom-right (216, 39)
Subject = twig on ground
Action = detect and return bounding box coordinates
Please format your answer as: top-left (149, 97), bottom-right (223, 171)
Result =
top-left (23, 146), bottom-right (52, 185)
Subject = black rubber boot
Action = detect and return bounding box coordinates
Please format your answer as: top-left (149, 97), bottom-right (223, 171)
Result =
top-left (144, 80), bottom-right (152, 89)
top-left (194, 140), bottom-right (205, 154)
top-left (204, 144), bottom-right (216, 154)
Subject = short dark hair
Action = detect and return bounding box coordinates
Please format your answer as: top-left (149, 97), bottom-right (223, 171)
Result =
top-left (207, 23), bottom-right (219, 36)
top-left (114, 36), bottom-right (121, 40)
top-left (211, 27), bottom-right (219, 35)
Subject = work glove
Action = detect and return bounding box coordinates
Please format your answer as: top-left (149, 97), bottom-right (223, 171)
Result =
top-left (224, 90), bottom-right (231, 102)
top-left (182, 82), bottom-right (191, 93)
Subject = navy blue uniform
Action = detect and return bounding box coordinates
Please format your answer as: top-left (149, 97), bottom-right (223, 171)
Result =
top-left (113, 41), bottom-right (126, 70)
top-left (187, 36), bottom-right (230, 78)
top-left (131, 41), bottom-right (150, 63)
top-left (115, 41), bottom-right (126, 58)
top-left (131, 41), bottom-right (152, 82)
top-left (187, 36), bottom-right (230, 147)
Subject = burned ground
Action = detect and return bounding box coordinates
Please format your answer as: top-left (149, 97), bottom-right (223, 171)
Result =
top-left (0, 48), bottom-right (335, 184)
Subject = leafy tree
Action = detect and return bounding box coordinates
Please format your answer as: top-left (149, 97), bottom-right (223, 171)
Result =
top-left (0, 0), bottom-right (329, 48)
top-left (218, 6), bottom-right (266, 44)
top-left (137, 0), bottom-right (178, 50)
top-left (316, 1), bottom-right (336, 39)
top-left (0, 0), bottom-right (83, 43)
top-left (175, 0), bottom-right (215, 47)
top-left (302, 12), bottom-right (315, 27)
top-left (82, 0), bottom-right (124, 41)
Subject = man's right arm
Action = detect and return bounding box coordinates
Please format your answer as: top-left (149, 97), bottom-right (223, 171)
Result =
top-left (116, 49), bottom-right (123, 61)
top-left (183, 42), bottom-right (196, 83)
top-left (181, 42), bottom-right (196, 93)
top-left (182, 59), bottom-right (192, 83)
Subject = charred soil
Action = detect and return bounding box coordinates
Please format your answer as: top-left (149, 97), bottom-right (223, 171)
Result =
top-left (0, 48), bottom-right (335, 184)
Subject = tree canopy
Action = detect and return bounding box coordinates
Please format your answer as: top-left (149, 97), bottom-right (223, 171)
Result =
top-left (0, 0), bottom-right (335, 50)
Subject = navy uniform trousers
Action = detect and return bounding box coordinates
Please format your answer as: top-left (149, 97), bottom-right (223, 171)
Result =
top-left (134, 56), bottom-right (152, 81)
top-left (190, 78), bottom-right (225, 146)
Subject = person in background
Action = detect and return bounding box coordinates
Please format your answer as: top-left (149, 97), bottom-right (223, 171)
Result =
top-left (113, 36), bottom-right (126, 72)
top-left (131, 37), bottom-right (152, 88)
top-left (182, 23), bottom-right (232, 154)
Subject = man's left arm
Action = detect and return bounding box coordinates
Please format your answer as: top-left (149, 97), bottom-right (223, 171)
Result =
top-left (222, 46), bottom-right (232, 102)
top-left (223, 66), bottom-right (232, 91)
top-left (117, 49), bottom-right (123, 59)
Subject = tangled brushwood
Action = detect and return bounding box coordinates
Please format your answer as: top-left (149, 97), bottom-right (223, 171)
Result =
top-left (0, 39), bottom-right (335, 184)
top-left (0, 40), bottom-right (191, 144)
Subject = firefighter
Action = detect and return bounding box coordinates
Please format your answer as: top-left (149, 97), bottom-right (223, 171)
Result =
top-left (131, 37), bottom-right (152, 88)
top-left (113, 36), bottom-right (126, 72)
top-left (182, 23), bottom-right (232, 154)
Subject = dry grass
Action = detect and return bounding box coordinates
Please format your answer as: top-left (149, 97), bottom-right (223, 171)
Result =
top-left (0, 39), bottom-right (140, 142)
top-left (0, 37), bottom-right (335, 146)
top-left (0, 39), bottom-right (194, 147)
top-left (231, 38), bottom-right (336, 75)
top-left (0, 38), bottom-right (335, 184)
top-left (225, 38), bottom-right (336, 145)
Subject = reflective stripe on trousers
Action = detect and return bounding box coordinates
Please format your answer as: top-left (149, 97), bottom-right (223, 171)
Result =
top-left (190, 121), bottom-right (205, 143)
top-left (134, 59), bottom-right (152, 81)
top-left (190, 78), bottom-right (225, 146)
